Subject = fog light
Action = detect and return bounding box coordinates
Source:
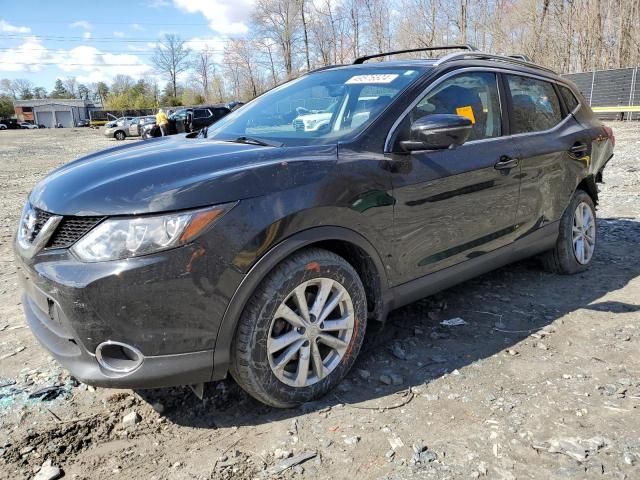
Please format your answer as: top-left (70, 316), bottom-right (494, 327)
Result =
top-left (95, 341), bottom-right (144, 374)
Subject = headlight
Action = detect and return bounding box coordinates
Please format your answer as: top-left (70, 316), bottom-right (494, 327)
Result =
top-left (71, 204), bottom-right (234, 262)
top-left (305, 120), bottom-right (318, 127)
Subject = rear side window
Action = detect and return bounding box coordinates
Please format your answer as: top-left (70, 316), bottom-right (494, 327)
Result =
top-left (559, 85), bottom-right (580, 112)
top-left (411, 72), bottom-right (502, 141)
top-left (193, 109), bottom-right (211, 119)
top-left (506, 75), bottom-right (562, 133)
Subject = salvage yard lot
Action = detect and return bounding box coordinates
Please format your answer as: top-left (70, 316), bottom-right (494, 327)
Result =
top-left (1, 125), bottom-right (639, 479)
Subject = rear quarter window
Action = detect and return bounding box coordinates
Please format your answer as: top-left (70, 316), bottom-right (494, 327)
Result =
top-left (506, 75), bottom-right (562, 134)
top-left (559, 85), bottom-right (580, 112)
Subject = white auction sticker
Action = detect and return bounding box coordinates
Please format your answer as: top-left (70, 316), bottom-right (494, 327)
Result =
top-left (346, 74), bottom-right (399, 84)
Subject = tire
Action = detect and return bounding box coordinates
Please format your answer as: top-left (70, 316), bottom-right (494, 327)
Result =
top-left (142, 131), bottom-right (150, 140)
top-left (542, 189), bottom-right (597, 274)
top-left (114, 131), bottom-right (126, 141)
top-left (230, 248), bottom-right (367, 408)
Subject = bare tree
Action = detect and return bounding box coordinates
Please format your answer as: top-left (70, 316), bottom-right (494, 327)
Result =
top-left (152, 34), bottom-right (191, 98)
top-left (253, 0), bottom-right (300, 79)
top-left (192, 47), bottom-right (216, 100)
top-left (63, 77), bottom-right (78, 97)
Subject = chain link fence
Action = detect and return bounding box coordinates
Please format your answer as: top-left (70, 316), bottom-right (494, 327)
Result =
top-left (563, 67), bottom-right (640, 120)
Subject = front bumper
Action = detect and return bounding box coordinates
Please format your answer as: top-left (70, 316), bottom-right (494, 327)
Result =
top-left (15, 241), bottom-right (244, 388)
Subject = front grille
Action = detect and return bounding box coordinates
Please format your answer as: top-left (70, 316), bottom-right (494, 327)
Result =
top-left (33, 208), bottom-right (104, 249)
top-left (34, 209), bottom-right (53, 239)
top-left (293, 119), bottom-right (304, 131)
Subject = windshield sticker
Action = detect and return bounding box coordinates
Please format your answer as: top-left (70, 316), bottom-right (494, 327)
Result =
top-left (346, 74), bottom-right (399, 84)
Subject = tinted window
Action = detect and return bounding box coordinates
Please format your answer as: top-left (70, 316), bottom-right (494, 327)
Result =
top-left (411, 72), bottom-right (501, 141)
top-left (193, 109), bottom-right (211, 119)
top-left (506, 75), bottom-right (562, 133)
top-left (559, 85), bottom-right (580, 112)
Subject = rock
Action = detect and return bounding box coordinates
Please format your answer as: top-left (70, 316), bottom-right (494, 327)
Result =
top-left (507, 349), bottom-right (518, 356)
top-left (380, 372), bottom-right (403, 385)
top-left (385, 449), bottom-right (395, 460)
top-left (292, 465), bottom-right (304, 475)
top-left (388, 436), bottom-right (404, 450)
top-left (356, 369), bottom-right (371, 380)
top-left (380, 374), bottom-right (392, 385)
top-left (344, 436), bottom-right (360, 445)
top-left (274, 448), bottom-right (291, 460)
top-left (623, 451), bottom-right (636, 466)
top-left (122, 411), bottom-right (141, 427)
top-left (536, 342), bottom-right (549, 351)
top-left (423, 394), bottom-right (439, 401)
top-left (151, 402), bottom-right (165, 414)
top-left (33, 460), bottom-right (62, 480)
top-left (392, 344), bottom-right (406, 360)
top-left (319, 438), bottom-right (332, 448)
top-left (20, 445), bottom-right (34, 455)
top-left (412, 441), bottom-right (425, 454)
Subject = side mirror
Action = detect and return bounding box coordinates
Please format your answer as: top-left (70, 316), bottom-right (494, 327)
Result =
top-left (400, 114), bottom-right (472, 152)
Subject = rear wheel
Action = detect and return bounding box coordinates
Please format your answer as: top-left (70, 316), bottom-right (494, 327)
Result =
top-left (230, 248), bottom-right (367, 408)
top-left (114, 131), bottom-right (126, 141)
top-left (542, 189), bottom-right (596, 274)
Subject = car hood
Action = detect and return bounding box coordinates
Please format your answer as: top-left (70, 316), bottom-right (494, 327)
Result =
top-left (29, 136), bottom-right (337, 216)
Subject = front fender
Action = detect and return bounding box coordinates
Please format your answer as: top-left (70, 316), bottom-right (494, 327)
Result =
top-left (211, 226), bottom-right (392, 380)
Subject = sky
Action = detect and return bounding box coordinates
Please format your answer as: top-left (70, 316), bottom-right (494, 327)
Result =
top-left (0, 0), bottom-right (255, 89)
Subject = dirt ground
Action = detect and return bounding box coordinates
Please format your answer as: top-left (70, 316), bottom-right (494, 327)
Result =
top-left (0, 125), bottom-right (639, 480)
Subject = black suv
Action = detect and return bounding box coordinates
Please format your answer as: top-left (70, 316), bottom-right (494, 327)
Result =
top-left (142, 105), bottom-right (231, 139)
top-left (15, 46), bottom-right (614, 408)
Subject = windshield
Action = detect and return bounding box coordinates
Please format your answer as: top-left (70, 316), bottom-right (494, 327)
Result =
top-left (206, 67), bottom-right (424, 146)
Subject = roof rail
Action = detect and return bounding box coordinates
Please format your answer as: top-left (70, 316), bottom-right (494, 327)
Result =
top-left (435, 51), bottom-right (556, 74)
top-left (353, 45), bottom-right (478, 64)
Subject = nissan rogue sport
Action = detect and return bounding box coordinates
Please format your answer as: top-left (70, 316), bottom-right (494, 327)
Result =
top-left (14, 46), bottom-right (614, 408)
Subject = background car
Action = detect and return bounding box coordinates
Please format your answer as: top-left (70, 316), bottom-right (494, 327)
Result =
top-left (75, 119), bottom-right (90, 127)
top-left (142, 106), bottom-right (231, 139)
top-left (19, 122), bottom-right (39, 129)
top-left (104, 116), bottom-right (134, 129)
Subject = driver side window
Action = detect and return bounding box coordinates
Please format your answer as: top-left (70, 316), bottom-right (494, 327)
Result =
top-left (411, 72), bottom-right (501, 141)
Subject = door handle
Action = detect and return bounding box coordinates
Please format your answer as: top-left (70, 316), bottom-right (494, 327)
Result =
top-left (569, 142), bottom-right (588, 155)
top-left (494, 156), bottom-right (519, 170)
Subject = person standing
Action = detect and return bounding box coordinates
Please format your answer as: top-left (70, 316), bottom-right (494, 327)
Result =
top-left (156, 108), bottom-right (169, 136)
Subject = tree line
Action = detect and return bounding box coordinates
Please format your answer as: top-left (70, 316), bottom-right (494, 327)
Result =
top-left (1, 0), bottom-right (639, 115)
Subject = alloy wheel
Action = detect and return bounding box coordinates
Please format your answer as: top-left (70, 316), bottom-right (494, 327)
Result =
top-left (572, 201), bottom-right (596, 264)
top-left (267, 277), bottom-right (354, 387)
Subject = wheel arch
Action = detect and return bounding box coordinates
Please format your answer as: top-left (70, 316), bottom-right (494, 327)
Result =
top-left (577, 175), bottom-right (598, 205)
top-left (211, 226), bottom-right (392, 380)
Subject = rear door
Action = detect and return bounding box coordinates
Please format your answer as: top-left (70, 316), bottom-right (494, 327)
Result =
top-left (504, 74), bottom-right (590, 234)
top-left (389, 70), bottom-right (521, 284)
top-left (192, 108), bottom-right (212, 130)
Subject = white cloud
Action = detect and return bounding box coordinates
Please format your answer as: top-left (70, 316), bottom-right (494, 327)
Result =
top-left (150, 0), bottom-right (171, 6)
top-left (83, 31), bottom-right (92, 39)
top-left (0, 20), bottom-right (31, 33)
top-left (52, 46), bottom-right (151, 83)
top-left (172, 0), bottom-right (254, 35)
top-left (130, 23), bottom-right (145, 31)
top-left (113, 31), bottom-right (125, 38)
top-left (0, 36), bottom-right (48, 72)
top-left (70, 20), bottom-right (92, 30)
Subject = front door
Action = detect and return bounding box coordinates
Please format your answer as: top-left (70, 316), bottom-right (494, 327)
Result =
top-left (389, 71), bottom-right (521, 285)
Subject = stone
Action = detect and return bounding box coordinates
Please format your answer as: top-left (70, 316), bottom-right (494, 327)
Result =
top-left (344, 436), bottom-right (360, 445)
top-left (274, 448), bottom-right (291, 460)
top-left (122, 411), bottom-right (141, 427)
top-left (356, 369), bottom-right (371, 380)
top-left (392, 344), bottom-right (406, 360)
top-left (151, 402), bottom-right (165, 414)
top-left (536, 342), bottom-right (549, 351)
top-left (33, 460), bottom-right (62, 480)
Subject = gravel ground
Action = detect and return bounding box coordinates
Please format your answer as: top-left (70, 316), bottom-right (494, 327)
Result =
top-left (0, 125), bottom-right (639, 479)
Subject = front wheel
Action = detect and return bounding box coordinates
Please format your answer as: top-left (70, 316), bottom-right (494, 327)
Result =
top-left (114, 131), bottom-right (126, 141)
top-left (542, 189), bottom-right (597, 274)
top-left (230, 248), bottom-right (367, 408)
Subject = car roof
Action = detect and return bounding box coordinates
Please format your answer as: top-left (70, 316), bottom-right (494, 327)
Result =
top-left (311, 47), bottom-right (563, 83)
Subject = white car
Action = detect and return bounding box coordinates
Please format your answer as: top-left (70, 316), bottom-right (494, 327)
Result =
top-left (19, 122), bottom-right (39, 129)
top-left (0, 124), bottom-right (7, 130)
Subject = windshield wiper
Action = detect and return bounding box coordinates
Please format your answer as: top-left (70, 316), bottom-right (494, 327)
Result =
top-left (227, 136), bottom-right (283, 147)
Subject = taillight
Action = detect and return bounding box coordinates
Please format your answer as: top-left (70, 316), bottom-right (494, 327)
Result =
top-left (603, 126), bottom-right (615, 147)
